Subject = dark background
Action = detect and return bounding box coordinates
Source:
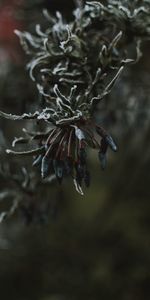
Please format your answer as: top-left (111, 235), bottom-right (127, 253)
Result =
top-left (0, 1), bottom-right (150, 299)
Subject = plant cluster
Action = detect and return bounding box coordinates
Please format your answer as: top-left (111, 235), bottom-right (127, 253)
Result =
top-left (0, 0), bottom-right (150, 198)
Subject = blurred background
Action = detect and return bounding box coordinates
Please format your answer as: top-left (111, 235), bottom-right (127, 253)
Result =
top-left (0, 1), bottom-right (150, 300)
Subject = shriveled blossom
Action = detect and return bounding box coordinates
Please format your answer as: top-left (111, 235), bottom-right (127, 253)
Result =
top-left (0, 1), bottom-right (149, 195)
top-left (0, 80), bottom-right (119, 195)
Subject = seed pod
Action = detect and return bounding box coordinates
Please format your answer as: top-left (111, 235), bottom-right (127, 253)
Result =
top-left (105, 135), bottom-right (117, 152)
top-left (41, 156), bottom-right (51, 179)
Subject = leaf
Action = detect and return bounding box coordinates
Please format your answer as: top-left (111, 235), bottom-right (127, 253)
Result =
top-left (108, 31), bottom-right (123, 51)
top-left (32, 155), bottom-right (43, 167)
top-left (56, 114), bottom-right (81, 125)
top-left (73, 178), bottom-right (84, 195)
top-left (6, 146), bottom-right (45, 156)
top-left (0, 200), bottom-right (19, 223)
top-left (35, 24), bottom-right (47, 37)
top-left (43, 9), bottom-right (56, 24)
top-left (0, 212), bottom-right (7, 223)
top-left (54, 84), bottom-right (70, 105)
top-left (104, 66), bottom-right (124, 93)
top-left (12, 137), bottom-right (29, 147)
top-left (0, 111), bottom-right (39, 121)
top-left (27, 54), bottom-right (50, 81)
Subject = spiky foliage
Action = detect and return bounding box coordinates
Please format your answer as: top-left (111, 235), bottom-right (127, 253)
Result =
top-left (0, 160), bottom-right (56, 224)
top-left (0, 1), bottom-right (149, 195)
top-left (101, 0), bottom-right (150, 38)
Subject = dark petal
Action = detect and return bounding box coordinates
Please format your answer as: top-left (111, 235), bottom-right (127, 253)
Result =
top-left (105, 135), bottom-right (117, 152)
top-left (76, 174), bottom-right (83, 186)
top-left (97, 127), bottom-right (117, 152)
top-left (76, 163), bottom-right (85, 178)
top-left (41, 156), bottom-right (51, 179)
top-left (100, 138), bottom-right (108, 153)
top-left (98, 151), bottom-right (107, 170)
top-left (84, 169), bottom-right (91, 187)
top-left (75, 163), bottom-right (84, 186)
top-left (64, 158), bottom-right (73, 175)
top-left (74, 126), bottom-right (85, 141)
top-left (79, 148), bottom-right (87, 165)
top-left (53, 160), bottom-right (64, 184)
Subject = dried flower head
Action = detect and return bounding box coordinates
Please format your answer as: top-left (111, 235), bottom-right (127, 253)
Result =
top-left (0, 1), bottom-right (149, 195)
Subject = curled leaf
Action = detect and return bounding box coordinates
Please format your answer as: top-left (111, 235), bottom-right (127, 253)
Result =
top-left (0, 110), bottom-right (39, 121)
top-left (73, 178), bottom-right (84, 196)
top-left (6, 146), bottom-right (45, 156)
